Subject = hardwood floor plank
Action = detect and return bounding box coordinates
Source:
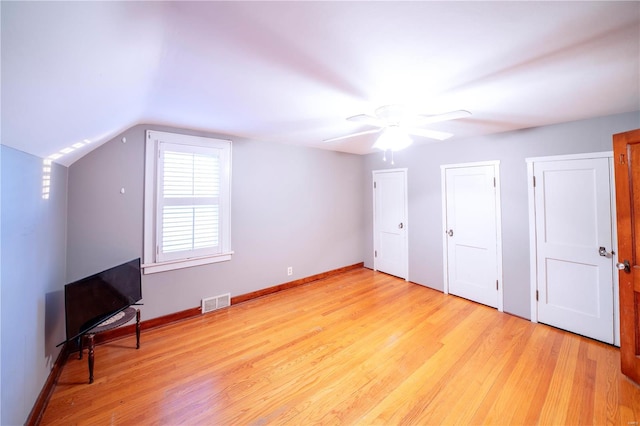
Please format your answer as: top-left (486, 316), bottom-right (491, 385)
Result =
top-left (572, 340), bottom-right (597, 425)
top-left (410, 312), bottom-right (515, 424)
top-left (538, 331), bottom-right (581, 425)
top-left (522, 330), bottom-right (564, 424)
top-left (587, 338), bottom-right (619, 424)
top-left (357, 305), bottom-right (500, 424)
top-left (447, 315), bottom-right (532, 424)
top-left (40, 269), bottom-right (640, 425)
top-left (480, 323), bottom-right (553, 424)
top-left (438, 315), bottom-right (530, 424)
top-left (465, 321), bottom-right (536, 424)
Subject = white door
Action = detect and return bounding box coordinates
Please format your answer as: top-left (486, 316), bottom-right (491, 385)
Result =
top-left (373, 169), bottom-right (408, 280)
top-left (442, 162), bottom-right (502, 309)
top-left (533, 157), bottom-right (614, 344)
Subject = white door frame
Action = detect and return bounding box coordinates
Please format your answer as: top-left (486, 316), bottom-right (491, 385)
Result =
top-left (440, 160), bottom-right (504, 312)
top-left (373, 168), bottom-right (409, 281)
top-left (526, 151), bottom-right (619, 346)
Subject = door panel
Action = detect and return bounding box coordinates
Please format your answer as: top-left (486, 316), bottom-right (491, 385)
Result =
top-left (444, 165), bottom-right (499, 308)
top-left (613, 128), bottom-right (640, 385)
top-left (373, 170), bottom-right (408, 279)
top-left (546, 259), bottom-right (599, 315)
top-left (534, 158), bottom-right (614, 344)
top-left (543, 168), bottom-right (599, 247)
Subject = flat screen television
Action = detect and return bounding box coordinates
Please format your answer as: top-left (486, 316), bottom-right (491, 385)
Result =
top-left (63, 258), bottom-right (142, 345)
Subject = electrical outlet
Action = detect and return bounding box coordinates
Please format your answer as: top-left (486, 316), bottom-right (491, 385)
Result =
top-left (287, 266), bottom-right (293, 276)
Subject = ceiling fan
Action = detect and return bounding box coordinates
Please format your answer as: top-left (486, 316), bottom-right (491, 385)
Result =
top-left (324, 105), bottom-right (471, 150)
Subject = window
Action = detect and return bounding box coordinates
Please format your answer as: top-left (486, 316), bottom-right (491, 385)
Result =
top-left (143, 130), bottom-right (232, 274)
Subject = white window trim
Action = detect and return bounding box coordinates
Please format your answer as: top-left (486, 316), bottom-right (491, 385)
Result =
top-left (143, 130), bottom-right (233, 275)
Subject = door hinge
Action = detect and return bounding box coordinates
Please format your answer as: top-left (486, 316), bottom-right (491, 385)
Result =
top-left (156, 246), bottom-right (159, 255)
top-left (493, 177), bottom-right (496, 187)
top-left (533, 176), bottom-right (536, 187)
top-left (496, 280), bottom-right (499, 290)
top-left (374, 250), bottom-right (377, 258)
top-left (536, 290), bottom-right (539, 301)
top-left (619, 153), bottom-right (625, 165)
top-left (374, 181), bottom-right (377, 189)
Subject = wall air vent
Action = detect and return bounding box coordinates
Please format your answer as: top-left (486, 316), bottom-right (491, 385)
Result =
top-left (201, 293), bottom-right (231, 314)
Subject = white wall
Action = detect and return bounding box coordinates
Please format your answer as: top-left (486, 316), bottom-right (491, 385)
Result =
top-left (1, 5), bottom-right (4, 420)
top-left (363, 111), bottom-right (639, 318)
top-left (0, 146), bottom-right (68, 425)
top-left (0, 137), bottom-right (3, 426)
top-left (66, 124), bottom-right (366, 321)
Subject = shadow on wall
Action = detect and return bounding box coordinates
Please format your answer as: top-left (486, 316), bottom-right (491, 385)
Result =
top-left (44, 290), bottom-right (64, 364)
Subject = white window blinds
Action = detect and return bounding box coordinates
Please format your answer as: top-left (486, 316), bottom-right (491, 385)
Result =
top-left (157, 143), bottom-right (222, 261)
top-left (144, 130), bottom-right (232, 273)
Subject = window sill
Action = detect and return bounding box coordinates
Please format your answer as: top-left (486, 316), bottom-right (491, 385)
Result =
top-left (142, 252), bottom-right (234, 275)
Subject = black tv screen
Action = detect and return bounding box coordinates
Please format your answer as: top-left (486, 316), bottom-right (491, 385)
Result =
top-left (64, 258), bottom-right (142, 343)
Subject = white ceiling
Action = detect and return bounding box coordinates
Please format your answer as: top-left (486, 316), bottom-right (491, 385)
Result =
top-left (2, 1), bottom-right (639, 166)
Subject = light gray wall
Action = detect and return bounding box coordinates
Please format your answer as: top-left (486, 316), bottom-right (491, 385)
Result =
top-left (66, 124), bottom-right (365, 320)
top-left (0, 145), bottom-right (68, 425)
top-left (0, 140), bottom-right (3, 425)
top-left (363, 111), bottom-right (640, 318)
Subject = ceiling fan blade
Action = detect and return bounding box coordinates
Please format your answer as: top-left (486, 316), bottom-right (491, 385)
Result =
top-left (346, 114), bottom-right (386, 128)
top-left (323, 128), bottom-right (381, 143)
top-left (414, 110), bottom-right (471, 125)
top-left (405, 127), bottom-right (453, 141)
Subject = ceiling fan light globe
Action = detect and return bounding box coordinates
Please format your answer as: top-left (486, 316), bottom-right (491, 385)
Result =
top-left (373, 126), bottom-right (413, 151)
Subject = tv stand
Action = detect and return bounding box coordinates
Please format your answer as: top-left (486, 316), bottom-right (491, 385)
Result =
top-left (78, 307), bottom-right (140, 383)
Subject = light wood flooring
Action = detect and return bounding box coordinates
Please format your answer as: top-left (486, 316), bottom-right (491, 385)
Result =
top-left (41, 268), bottom-right (640, 425)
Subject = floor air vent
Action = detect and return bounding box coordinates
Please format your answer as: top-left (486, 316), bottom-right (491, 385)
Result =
top-left (202, 293), bottom-right (231, 314)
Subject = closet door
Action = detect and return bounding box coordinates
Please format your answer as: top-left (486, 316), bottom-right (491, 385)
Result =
top-left (442, 162), bottom-right (502, 310)
top-left (373, 169), bottom-right (408, 280)
top-left (532, 156), bottom-right (614, 344)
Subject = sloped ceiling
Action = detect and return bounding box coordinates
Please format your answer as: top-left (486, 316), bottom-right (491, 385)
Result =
top-left (2, 1), bottom-right (639, 166)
